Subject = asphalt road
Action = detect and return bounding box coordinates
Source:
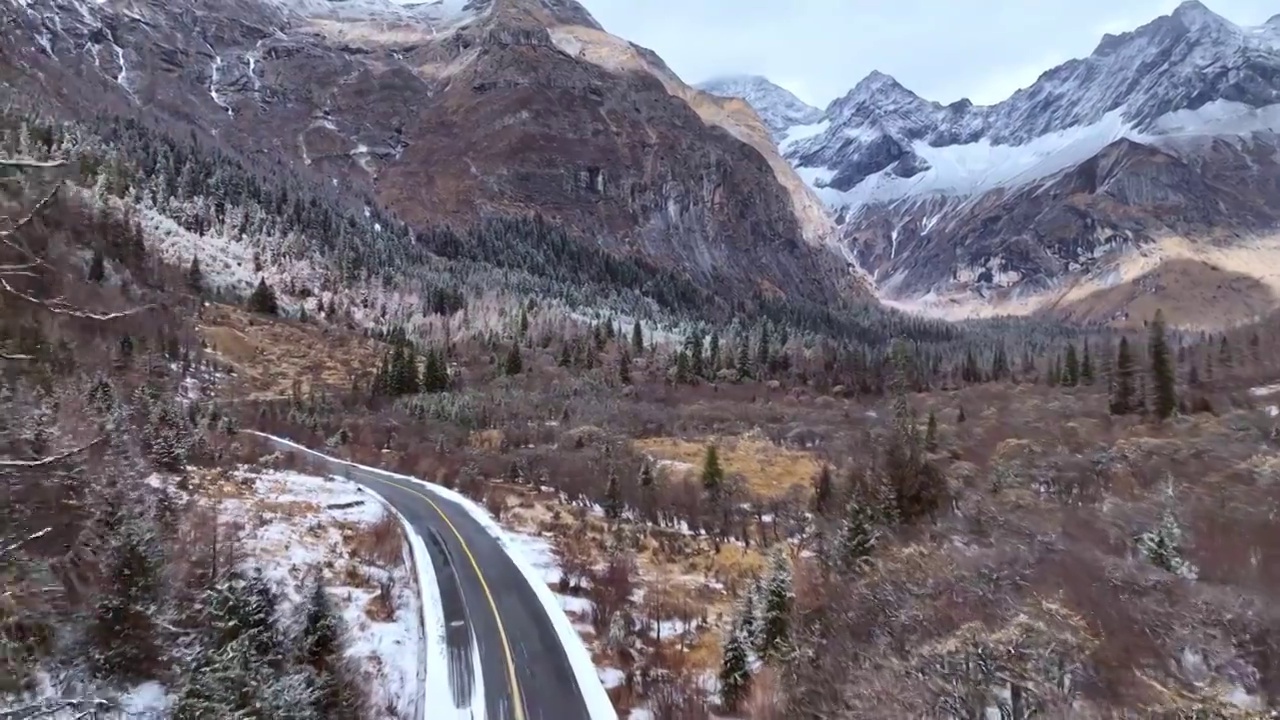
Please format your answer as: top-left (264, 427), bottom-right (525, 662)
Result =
top-left (261, 437), bottom-right (594, 720)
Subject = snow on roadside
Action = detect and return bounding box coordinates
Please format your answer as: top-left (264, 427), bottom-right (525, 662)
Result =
top-left (251, 433), bottom-right (620, 720)
top-left (355, 481), bottom-right (465, 720)
top-left (218, 469), bottom-right (425, 719)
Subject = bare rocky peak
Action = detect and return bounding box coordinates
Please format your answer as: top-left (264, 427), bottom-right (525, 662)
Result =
top-left (696, 75), bottom-right (822, 137)
top-left (790, 0), bottom-right (1280, 197)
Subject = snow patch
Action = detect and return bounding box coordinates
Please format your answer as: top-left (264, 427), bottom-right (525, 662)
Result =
top-left (249, 433), bottom-right (620, 720)
top-left (221, 470), bottom-right (425, 719)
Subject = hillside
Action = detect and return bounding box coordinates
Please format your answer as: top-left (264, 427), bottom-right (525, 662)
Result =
top-left (712, 1), bottom-right (1280, 328)
top-left (0, 0), bottom-right (858, 308)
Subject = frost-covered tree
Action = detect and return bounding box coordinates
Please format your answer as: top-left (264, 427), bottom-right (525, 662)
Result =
top-left (1137, 507), bottom-right (1194, 578)
top-left (719, 609), bottom-right (752, 712)
top-left (89, 521), bottom-right (162, 681)
top-left (836, 498), bottom-right (878, 573)
top-left (757, 547), bottom-right (793, 660)
top-left (144, 398), bottom-right (193, 472)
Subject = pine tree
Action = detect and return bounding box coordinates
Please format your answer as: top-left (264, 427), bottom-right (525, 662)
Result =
top-left (674, 349), bottom-right (691, 384)
top-left (1064, 343), bottom-right (1080, 386)
top-left (836, 498), bottom-right (878, 573)
top-left (1110, 337), bottom-right (1137, 416)
top-left (90, 523), bottom-right (161, 681)
top-left (757, 547), bottom-right (793, 660)
top-left (604, 465), bottom-right (623, 521)
top-left (701, 445), bottom-right (724, 508)
top-left (735, 333), bottom-right (752, 381)
top-left (1149, 309), bottom-right (1177, 420)
top-left (925, 410), bottom-right (939, 451)
top-left (145, 399), bottom-right (193, 472)
top-left (88, 247), bottom-right (105, 283)
top-left (707, 333), bottom-right (721, 373)
top-left (300, 580), bottom-right (360, 718)
top-left (630, 320), bottom-right (643, 355)
top-left (638, 462), bottom-right (656, 520)
top-left (1137, 506), bottom-right (1191, 577)
top-left (517, 305), bottom-right (529, 337)
top-left (187, 255), bottom-right (204, 294)
top-left (718, 611), bottom-right (752, 713)
top-left (812, 465), bottom-right (834, 517)
top-left (503, 342), bottom-right (523, 376)
top-left (248, 277), bottom-right (280, 316)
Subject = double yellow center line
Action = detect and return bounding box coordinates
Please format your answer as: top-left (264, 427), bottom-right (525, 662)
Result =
top-left (364, 474), bottom-right (528, 720)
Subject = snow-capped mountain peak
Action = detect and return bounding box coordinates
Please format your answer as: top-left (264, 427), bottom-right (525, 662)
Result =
top-left (696, 74), bottom-right (821, 137)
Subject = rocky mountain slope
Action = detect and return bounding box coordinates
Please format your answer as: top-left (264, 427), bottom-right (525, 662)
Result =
top-left (0, 0), bottom-right (854, 306)
top-left (729, 1), bottom-right (1280, 327)
top-left (697, 75), bottom-right (822, 138)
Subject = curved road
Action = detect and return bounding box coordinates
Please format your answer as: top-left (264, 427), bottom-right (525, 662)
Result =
top-left (257, 435), bottom-right (597, 720)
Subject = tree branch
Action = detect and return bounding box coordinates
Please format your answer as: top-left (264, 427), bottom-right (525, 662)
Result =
top-left (0, 437), bottom-right (105, 468)
top-left (0, 183), bottom-right (60, 269)
top-left (0, 158), bottom-right (67, 169)
top-left (0, 527), bottom-right (50, 561)
top-left (0, 277), bottom-right (154, 320)
top-left (0, 351), bottom-right (34, 361)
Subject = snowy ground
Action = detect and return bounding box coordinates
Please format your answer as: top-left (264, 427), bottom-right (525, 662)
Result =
top-left (217, 469), bottom-right (428, 719)
top-left (252, 433), bottom-right (620, 720)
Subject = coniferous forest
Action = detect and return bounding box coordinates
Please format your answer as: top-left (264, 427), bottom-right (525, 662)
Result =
top-left (4, 95), bottom-right (1280, 720)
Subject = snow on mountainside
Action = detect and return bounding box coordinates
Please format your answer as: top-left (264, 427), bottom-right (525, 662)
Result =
top-left (747, 0), bottom-right (1280, 328)
top-left (787, 0), bottom-right (1280, 205)
top-left (697, 74), bottom-right (822, 137)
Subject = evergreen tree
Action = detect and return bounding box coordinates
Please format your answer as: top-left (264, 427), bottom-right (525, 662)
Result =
top-left (707, 332), bottom-right (721, 373)
top-left (836, 498), bottom-right (878, 573)
top-left (685, 330), bottom-right (705, 379)
top-left (88, 247), bottom-right (105, 283)
top-left (925, 410), bottom-right (938, 452)
top-left (674, 349), bottom-right (691, 385)
top-left (247, 277), bottom-right (280, 316)
top-left (300, 580), bottom-right (361, 719)
top-left (503, 342), bottom-right (523, 376)
top-left (422, 349), bottom-right (449, 392)
top-left (90, 523), bottom-right (161, 681)
top-left (517, 305), bottom-right (529, 337)
top-left (701, 445), bottom-right (724, 508)
top-left (812, 465), bottom-right (834, 517)
top-left (144, 399), bottom-right (193, 472)
top-left (630, 319), bottom-right (644, 355)
top-left (718, 612), bottom-right (752, 713)
top-left (1137, 507), bottom-right (1191, 577)
top-left (187, 255), bottom-right (204, 294)
top-left (1064, 343), bottom-right (1080, 386)
top-left (735, 333), bottom-right (752, 381)
top-left (638, 462), bottom-right (657, 520)
top-left (1149, 310), bottom-right (1177, 420)
top-left (957, 405), bottom-right (966, 423)
top-left (604, 465), bottom-right (623, 521)
top-left (757, 547), bottom-right (793, 660)
top-left (1110, 337), bottom-right (1137, 416)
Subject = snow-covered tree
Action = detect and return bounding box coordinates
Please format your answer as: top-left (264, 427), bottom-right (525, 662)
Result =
top-left (719, 610), bottom-right (753, 712)
top-left (836, 498), bottom-right (878, 573)
top-left (757, 547), bottom-right (793, 660)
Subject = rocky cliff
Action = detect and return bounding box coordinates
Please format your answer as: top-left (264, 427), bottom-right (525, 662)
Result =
top-left (710, 1), bottom-right (1280, 327)
top-left (0, 0), bottom-right (858, 305)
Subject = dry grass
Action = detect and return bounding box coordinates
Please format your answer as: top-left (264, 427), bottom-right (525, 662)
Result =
top-left (346, 514), bottom-right (406, 571)
top-left (199, 303), bottom-right (384, 399)
top-left (633, 434), bottom-right (822, 499)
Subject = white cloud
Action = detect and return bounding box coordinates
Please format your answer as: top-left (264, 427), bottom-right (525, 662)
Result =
top-left (577, 0), bottom-right (1279, 108)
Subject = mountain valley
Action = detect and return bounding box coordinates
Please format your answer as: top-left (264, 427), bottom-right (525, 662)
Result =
top-left (5, 1), bottom-right (1280, 719)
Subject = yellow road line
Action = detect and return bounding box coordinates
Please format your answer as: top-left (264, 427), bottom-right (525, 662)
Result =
top-left (363, 474), bottom-right (528, 720)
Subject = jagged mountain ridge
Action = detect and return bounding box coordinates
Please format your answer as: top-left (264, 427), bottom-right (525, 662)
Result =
top-left (696, 75), bottom-right (822, 138)
top-left (712, 0), bottom-right (1280, 327)
top-left (0, 0), bottom-right (858, 307)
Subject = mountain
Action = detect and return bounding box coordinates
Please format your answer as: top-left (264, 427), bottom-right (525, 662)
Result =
top-left (697, 75), bottom-right (822, 137)
top-left (773, 0), bottom-right (1280, 327)
top-left (0, 0), bottom-right (853, 307)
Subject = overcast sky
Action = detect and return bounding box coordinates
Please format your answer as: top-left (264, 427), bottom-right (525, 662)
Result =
top-left (577, 0), bottom-right (1279, 108)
